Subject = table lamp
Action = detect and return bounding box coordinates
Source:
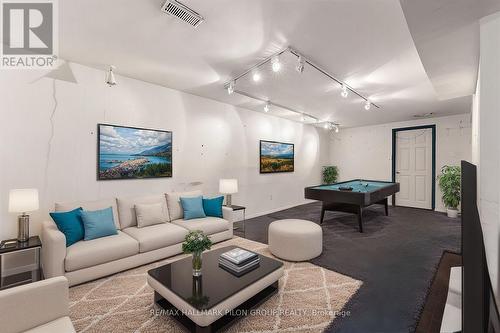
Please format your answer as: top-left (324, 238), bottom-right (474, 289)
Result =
top-left (8, 189), bottom-right (39, 242)
top-left (219, 179), bottom-right (238, 206)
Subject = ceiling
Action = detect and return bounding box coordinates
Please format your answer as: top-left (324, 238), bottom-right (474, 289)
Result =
top-left (59, 0), bottom-right (492, 128)
top-left (400, 0), bottom-right (500, 101)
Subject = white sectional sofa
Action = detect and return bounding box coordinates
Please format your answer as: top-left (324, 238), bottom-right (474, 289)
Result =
top-left (0, 276), bottom-right (75, 333)
top-left (41, 191), bottom-right (234, 286)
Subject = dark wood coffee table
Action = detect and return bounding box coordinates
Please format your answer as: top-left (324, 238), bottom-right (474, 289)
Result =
top-left (147, 246), bottom-right (284, 333)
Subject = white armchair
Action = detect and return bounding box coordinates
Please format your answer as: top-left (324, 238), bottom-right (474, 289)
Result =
top-left (0, 276), bottom-right (74, 333)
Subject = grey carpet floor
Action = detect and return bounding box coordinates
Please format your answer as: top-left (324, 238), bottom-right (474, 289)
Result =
top-left (235, 202), bottom-right (460, 333)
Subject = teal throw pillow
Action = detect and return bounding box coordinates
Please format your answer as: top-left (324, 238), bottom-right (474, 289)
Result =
top-left (202, 196), bottom-right (224, 218)
top-left (180, 196), bottom-right (206, 220)
top-left (50, 207), bottom-right (84, 247)
top-left (80, 207), bottom-right (117, 241)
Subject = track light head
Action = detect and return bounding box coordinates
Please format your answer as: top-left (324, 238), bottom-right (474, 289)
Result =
top-left (334, 125), bottom-right (339, 133)
top-left (105, 65), bottom-right (117, 87)
top-left (271, 56), bottom-right (281, 72)
top-left (296, 55), bottom-right (305, 73)
top-left (341, 84), bottom-right (348, 98)
top-left (227, 80), bottom-right (235, 95)
top-left (264, 102), bottom-right (270, 113)
top-left (364, 100), bottom-right (371, 110)
top-left (252, 71), bottom-right (261, 82)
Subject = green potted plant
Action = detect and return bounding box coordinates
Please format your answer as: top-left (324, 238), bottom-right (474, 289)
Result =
top-left (322, 166), bottom-right (339, 185)
top-left (182, 230), bottom-right (212, 276)
top-left (437, 165), bottom-right (461, 218)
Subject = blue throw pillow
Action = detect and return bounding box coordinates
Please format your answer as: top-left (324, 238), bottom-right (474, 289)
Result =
top-left (79, 207), bottom-right (117, 241)
top-left (202, 196), bottom-right (224, 218)
top-left (180, 196), bottom-right (206, 220)
top-left (50, 207), bottom-right (84, 247)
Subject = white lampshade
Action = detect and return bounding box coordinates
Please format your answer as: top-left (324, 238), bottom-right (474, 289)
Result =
top-left (8, 189), bottom-right (39, 213)
top-left (219, 179), bottom-right (238, 194)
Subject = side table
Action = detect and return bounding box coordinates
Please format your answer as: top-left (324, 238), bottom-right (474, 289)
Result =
top-left (0, 236), bottom-right (42, 290)
top-left (225, 205), bottom-right (246, 237)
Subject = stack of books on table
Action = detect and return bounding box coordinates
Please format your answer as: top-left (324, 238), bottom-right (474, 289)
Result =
top-left (219, 248), bottom-right (260, 276)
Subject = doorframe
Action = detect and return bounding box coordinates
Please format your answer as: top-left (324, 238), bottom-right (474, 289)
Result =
top-left (391, 124), bottom-right (436, 210)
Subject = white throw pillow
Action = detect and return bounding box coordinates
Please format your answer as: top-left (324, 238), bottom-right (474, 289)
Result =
top-left (135, 203), bottom-right (168, 228)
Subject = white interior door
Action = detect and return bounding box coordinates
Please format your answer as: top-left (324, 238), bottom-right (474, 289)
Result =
top-left (395, 128), bottom-right (433, 209)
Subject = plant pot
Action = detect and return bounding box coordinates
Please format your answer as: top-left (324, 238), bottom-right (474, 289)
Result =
top-left (447, 208), bottom-right (459, 218)
top-left (192, 251), bottom-right (203, 276)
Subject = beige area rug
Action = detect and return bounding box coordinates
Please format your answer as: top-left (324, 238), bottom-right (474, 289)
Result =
top-left (69, 237), bottom-right (362, 333)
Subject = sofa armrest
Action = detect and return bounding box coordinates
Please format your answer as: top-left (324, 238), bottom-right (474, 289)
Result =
top-left (41, 220), bottom-right (66, 278)
top-left (0, 276), bottom-right (69, 333)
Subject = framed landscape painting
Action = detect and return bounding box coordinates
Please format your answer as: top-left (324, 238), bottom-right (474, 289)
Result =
top-left (97, 124), bottom-right (172, 180)
top-left (260, 140), bottom-right (294, 173)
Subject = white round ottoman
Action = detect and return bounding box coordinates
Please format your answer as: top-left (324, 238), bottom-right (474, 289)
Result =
top-left (268, 219), bottom-right (322, 261)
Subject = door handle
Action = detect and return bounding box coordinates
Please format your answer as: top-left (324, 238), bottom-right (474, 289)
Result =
top-left (396, 171), bottom-right (401, 174)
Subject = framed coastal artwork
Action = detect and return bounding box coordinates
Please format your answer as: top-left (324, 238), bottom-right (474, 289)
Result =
top-left (260, 140), bottom-right (294, 173)
top-left (97, 124), bottom-right (172, 180)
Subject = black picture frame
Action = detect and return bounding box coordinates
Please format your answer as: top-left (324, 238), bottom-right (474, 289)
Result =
top-left (259, 140), bottom-right (295, 174)
top-left (97, 123), bottom-right (173, 180)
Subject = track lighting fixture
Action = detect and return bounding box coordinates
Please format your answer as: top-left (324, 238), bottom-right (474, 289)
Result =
top-left (341, 84), bottom-right (348, 98)
top-left (227, 80), bottom-right (235, 95)
top-left (296, 55), bottom-right (305, 73)
top-left (264, 102), bottom-right (270, 113)
top-left (252, 71), bottom-right (261, 82)
top-left (364, 100), bottom-right (371, 110)
top-left (322, 122), bottom-right (340, 133)
top-left (105, 65), bottom-right (117, 86)
top-left (271, 56), bottom-right (281, 72)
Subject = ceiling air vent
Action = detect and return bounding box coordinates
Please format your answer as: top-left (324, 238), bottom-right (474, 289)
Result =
top-left (161, 0), bottom-right (204, 27)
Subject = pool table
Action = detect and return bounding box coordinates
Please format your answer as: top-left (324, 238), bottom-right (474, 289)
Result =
top-left (304, 179), bottom-right (400, 232)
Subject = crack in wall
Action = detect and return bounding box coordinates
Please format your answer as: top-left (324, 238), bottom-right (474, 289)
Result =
top-left (43, 79), bottom-right (57, 195)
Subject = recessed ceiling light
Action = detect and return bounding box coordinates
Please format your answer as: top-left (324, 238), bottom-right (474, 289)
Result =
top-left (271, 56), bottom-right (281, 72)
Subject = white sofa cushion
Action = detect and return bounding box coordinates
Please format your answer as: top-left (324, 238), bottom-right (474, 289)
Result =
top-left (166, 190), bottom-right (202, 220)
top-left (55, 198), bottom-right (121, 230)
top-left (135, 203), bottom-right (169, 228)
top-left (24, 317), bottom-right (75, 333)
top-left (117, 194), bottom-right (170, 229)
top-left (123, 223), bottom-right (189, 253)
top-left (172, 217), bottom-right (230, 235)
top-left (65, 231), bottom-right (138, 272)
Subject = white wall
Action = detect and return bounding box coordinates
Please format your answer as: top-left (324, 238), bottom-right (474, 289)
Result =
top-left (474, 11), bottom-right (500, 309)
top-left (329, 114), bottom-right (472, 212)
top-left (0, 62), bottom-right (330, 239)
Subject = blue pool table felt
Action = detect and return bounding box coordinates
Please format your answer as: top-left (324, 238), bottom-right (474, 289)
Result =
top-left (313, 180), bottom-right (392, 193)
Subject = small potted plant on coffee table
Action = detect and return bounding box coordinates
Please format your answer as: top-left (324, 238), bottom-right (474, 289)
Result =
top-left (438, 165), bottom-right (461, 218)
top-left (182, 230), bottom-right (212, 276)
